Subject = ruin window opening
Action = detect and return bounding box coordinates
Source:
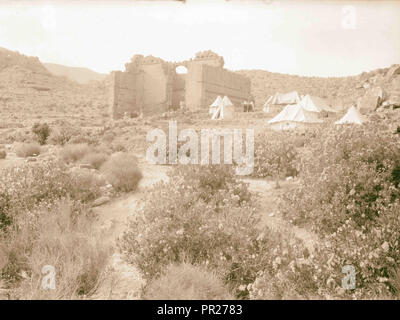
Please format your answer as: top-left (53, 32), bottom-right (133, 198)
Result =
top-left (176, 65), bottom-right (188, 74)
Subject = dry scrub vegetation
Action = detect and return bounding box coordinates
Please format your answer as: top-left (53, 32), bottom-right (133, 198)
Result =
top-left (0, 120), bottom-right (144, 299)
top-left (1, 105), bottom-right (400, 300)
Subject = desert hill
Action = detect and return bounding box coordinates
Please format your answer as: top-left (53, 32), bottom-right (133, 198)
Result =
top-left (44, 62), bottom-right (107, 84)
top-left (237, 66), bottom-right (395, 110)
top-left (0, 48), bottom-right (109, 125)
top-left (0, 46), bottom-right (398, 124)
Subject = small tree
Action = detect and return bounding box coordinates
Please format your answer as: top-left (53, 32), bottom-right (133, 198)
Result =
top-left (32, 123), bottom-right (51, 145)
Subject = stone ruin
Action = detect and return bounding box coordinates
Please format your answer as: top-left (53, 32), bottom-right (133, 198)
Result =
top-left (108, 50), bottom-right (251, 119)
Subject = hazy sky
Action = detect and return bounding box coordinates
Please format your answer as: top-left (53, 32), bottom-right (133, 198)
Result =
top-left (0, 0), bottom-right (399, 77)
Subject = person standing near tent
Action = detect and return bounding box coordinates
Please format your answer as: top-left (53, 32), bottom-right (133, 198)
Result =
top-left (243, 100), bottom-right (248, 112)
top-left (250, 100), bottom-right (255, 112)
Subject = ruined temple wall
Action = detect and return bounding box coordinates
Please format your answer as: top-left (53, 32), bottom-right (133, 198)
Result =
top-left (109, 71), bottom-right (139, 119)
top-left (109, 51), bottom-right (250, 117)
top-left (139, 63), bottom-right (170, 115)
top-left (172, 73), bottom-right (186, 109)
top-left (185, 64), bottom-right (204, 110)
top-left (199, 64), bottom-right (251, 109)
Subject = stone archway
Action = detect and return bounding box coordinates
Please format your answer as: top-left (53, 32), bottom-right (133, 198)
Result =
top-left (171, 64), bottom-right (188, 110)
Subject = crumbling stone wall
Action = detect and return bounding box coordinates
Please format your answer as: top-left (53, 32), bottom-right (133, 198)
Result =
top-left (109, 51), bottom-right (250, 118)
top-left (198, 64), bottom-right (251, 110)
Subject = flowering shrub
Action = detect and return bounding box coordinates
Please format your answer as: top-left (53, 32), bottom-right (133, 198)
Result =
top-left (252, 131), bottom-right (298, 179)
top-left (0, 160), bottom-right (102, 231)
top-left (171, 164), bottom-right (251, 205)
top-left (280, 124), bottom-right (400, 298)
top-left (120, 164), bottom-right (308, 298)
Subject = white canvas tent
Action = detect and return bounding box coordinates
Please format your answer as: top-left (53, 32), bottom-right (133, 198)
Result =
top-left (335, 106), bottom-right (363, 125)
top-left (262, 102), bottom-right (270, 113)
top-left (299, 95), bottom-right (337, 113)
top-left (263, 91), bottom-right (300, 113)
top-left (211, 95), bottom-right (235, 120)
top-left (222, 95), bottom-right (234, 107)
top-left (268, 103), bottom-right (323, 130)
top-left (270, 91), bottom-right (301, 105)
top-left (209, 96), bottom-right (223, 114)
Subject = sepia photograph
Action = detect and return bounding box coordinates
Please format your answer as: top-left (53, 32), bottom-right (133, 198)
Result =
top-left (0, 0), bottom-right (399, 308)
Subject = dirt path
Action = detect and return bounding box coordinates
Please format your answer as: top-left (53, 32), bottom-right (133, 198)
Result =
top-left (242, 177), bottom-right (318, 251)
top-left (91, 167), bottom-right (316, 299)
top-left (91, 163), bottom-right (170, 300)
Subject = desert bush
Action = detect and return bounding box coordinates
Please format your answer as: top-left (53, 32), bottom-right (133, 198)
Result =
top-left (32, 122), bottom-right (51, 145)
top-left (0, 160), bottom-right (102, 231)
top-left (143, 262), bottom-right (234, 300)
top-left (120, 164), bottom-right (306, 298)
top-left (68, 169), bottom-right (104, 203)
top-left (48, 124), bottom-right (80, 146)
top-left (80, 152), bottom-right (109, 170)
top-left (280, 124), bottom-right (400, 298)
top-left (100, 152), bottom-right (142, 192)
top-left (283, 125), bottom-right (400, 233)
top-left (15, 142), bottom-right (41, 158)
top-left (59, 143), bottom-right (92, 164)
top-left (0, 200), bottom-right (111, 299)
top-left (252, 131), bottom-right (298, 180)
top-left (0, 150), bottom-right (6, 159)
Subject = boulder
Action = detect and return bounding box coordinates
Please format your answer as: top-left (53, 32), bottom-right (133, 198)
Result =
top-left (358, 95), bottom-right (380, 114)
top-left (92, 196), bottom-right (111, 207)
top-left (369, 86), bottom-right (384, 100)
top-left (79, 163), bottom-right (94, 170)
top-left (362, 82), bottom-right (370, 89)
top-left (385, 64), bottom-right (400, 81)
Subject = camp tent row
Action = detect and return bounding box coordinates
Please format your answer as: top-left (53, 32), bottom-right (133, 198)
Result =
top-left (299, 95), bottom-right (338, 113)
top-left (266, 91), bottom-right (300, 106)
top-left (263, 92), bottom-right (338, 114)
top-left (209, 95), bottom-right (235, 120)
top-left (268, 103), bottom-right (363, 131)
top-left (268, 103), bottom-right (323, 130)
top-left (263, 91), bottom-right (300, 112)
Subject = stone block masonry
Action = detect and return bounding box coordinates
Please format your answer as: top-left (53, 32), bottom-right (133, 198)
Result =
top-left (108, 51), bottom-right (251, 119)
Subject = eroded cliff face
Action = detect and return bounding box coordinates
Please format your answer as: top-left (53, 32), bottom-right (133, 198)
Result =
top-left (108, 51), bottom-right (251, 119)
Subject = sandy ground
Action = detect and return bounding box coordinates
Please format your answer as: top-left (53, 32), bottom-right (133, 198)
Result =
top-left (90, 165), bottom-right (316, 299)
top-left (91, 162), bottom-right (170, 300)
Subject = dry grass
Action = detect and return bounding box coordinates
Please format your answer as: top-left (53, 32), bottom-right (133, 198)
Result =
top-left (0, 200), bottom-right (112, 299)
top-left (59, 143), bottom-right (92, 163)
top-left (15, 142), bottom-right (41, 158)
top-left (143, 262), bottom-right (234, 300)
top-left (80, 152), bottom-right (109, 170)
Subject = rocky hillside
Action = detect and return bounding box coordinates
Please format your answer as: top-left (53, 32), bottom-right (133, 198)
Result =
top-left (0, 48), bottom-right (109, 125)
top-left (237, 67), bottom-right (393, 110)
top-left (44, 62), bottom-right (107, 84)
